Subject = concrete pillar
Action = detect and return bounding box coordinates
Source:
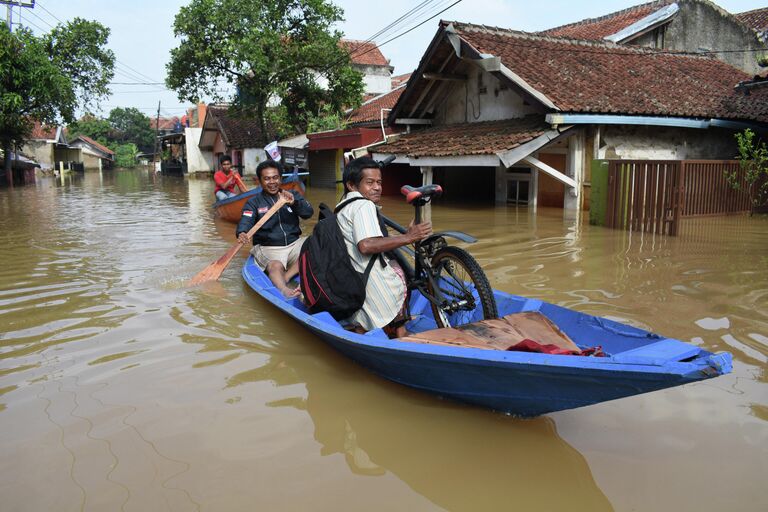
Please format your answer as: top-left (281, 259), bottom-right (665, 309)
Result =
top-left (420, 166), bottom-right (433, 223)
top-left (564, 131), bottom-right (585, 211)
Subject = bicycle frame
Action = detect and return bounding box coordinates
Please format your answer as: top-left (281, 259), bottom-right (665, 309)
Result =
top-left (382, 199), bottom-right (478, 314)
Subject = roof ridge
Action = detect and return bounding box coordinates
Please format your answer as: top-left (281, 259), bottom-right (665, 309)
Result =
top-left (448, 20), bottom-right (721, 62)
top-left (736, 6), bottom-right (768, 16)
top-left (539, 0), bottom-right (671, 34)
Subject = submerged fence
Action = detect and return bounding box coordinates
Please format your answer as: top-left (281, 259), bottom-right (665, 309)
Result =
top-left (594, 160), bottom-right (751, 236)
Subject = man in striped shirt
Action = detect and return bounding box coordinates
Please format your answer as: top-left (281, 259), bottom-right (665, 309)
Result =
top-left (337, 157), bottom-right (432, 337)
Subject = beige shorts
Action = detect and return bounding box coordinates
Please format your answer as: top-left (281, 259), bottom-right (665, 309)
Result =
top-left (251, 237), bottom-right (306, 270)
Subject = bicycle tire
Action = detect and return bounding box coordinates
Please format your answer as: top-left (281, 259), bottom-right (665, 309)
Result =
top-left (428, 246), bottom-right (498, 329)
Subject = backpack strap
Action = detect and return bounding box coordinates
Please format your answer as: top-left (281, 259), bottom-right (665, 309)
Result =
top-left (335, 196), bottom-right (388, 273)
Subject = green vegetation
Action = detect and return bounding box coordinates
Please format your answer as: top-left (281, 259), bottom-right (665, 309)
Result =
top-left (68, 108), bottom-right (154, 168)
top-left (0, 20), bottom-right (114, 174)
top-left (305, 103), bottom-right (347, 133)
top-left (165, 0), bottom-right (363, 139)
top-left (728, 129), bottom-right (768, 215)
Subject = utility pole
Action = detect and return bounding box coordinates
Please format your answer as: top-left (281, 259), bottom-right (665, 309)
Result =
top-left (0, 0), bottom-right (34, 32)
top-left (152, 101), bottom-right (161, 173)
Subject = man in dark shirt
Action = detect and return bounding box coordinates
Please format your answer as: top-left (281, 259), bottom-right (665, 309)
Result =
top-left (237, 160), bottom-right (313, 298)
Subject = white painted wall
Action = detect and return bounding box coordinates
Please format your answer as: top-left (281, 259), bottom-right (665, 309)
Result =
top-left (184, 128), bottom-right (212, 173)
top-left (438, 66), bottom-right (539, 125)
top-left (598, 125), bottom-right (737, 160)
top-left (243, 148), bottom-right (268, 176)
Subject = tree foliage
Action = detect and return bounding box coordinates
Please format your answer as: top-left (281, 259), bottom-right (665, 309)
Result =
top-left (108, 107), bottom-right (154, 152)
top-left (0, 21), bottom-right (114, 173)
top-left (113, 142), bottom-right (139, 168)
top-left (166, 0), bottom-right (363, 139)
top-left (67, 114), bottom-right (113, 145)
top-left (729, 129), bottom-right (768, 215)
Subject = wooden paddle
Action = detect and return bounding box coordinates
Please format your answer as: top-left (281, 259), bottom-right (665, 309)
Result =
top-left (233, 173), bottom-right (249, 193)
top-left (189, 195), bottom-right (288, 285)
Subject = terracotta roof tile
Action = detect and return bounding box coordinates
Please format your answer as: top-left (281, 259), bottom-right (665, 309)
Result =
top-left (30, 122), bottom-right (58, 140)
top-left (340, 39), bottom-right (390, 67)
top-left (376, 115), bottom-right (548, 157)
top-left (736, 7), bottom-right (768, 33)
top-left (208, 106), bottom-right (268, 148)
top-left (449, 22), bottom-right (762, 121)
top-left (346, 84), bottom-right (407, 126)
top-left (74, 135), bottom-right (115, 155)
top-left (150, 117), bottom-right (179, 130)
top-left (541, 1), bottom-right (674, 40)
top-left (391, 72), bottom-right (412, 87)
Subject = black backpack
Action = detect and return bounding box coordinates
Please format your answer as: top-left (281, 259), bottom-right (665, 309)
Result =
top-left (298, 197), bottom-right (384, 320)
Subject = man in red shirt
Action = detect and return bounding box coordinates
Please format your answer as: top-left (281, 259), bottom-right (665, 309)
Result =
top-left (214, 155), bottom-right (241, 200)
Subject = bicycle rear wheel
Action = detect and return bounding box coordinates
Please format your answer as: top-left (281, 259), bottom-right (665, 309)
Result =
top-left (428, 246), bottom-right (498, 329)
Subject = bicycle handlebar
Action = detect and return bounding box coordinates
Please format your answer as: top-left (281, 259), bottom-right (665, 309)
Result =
top-left (400, 184), bottom-right (443, 204)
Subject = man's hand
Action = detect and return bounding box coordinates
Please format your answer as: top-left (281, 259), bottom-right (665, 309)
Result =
top-left (237, 232), bottom-right (250, 244)
top-left (279, 190), bottom-right (295, 205)
top-left (406, 220), bottom-right (432, 243)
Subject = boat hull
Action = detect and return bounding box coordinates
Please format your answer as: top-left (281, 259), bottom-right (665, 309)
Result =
top-left (242, 257), bottom-right (732, 416)
top-left (213, 180), bottom-right (306, 223)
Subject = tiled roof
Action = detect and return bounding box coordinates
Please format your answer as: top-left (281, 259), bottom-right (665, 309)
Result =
top-left (30, 122), bottom-right (59, 140)
top-left (448, 22), bottom-right (762, 122)
top-left (340, 39), bottom-right (390, 67)
top-left (73, 135), bottom-right (114, 155)
top-left (736, 7), bottom-right (768, 33)
top-left (150, 117), bottom-right (178, 130)
top-left (391, 72), bottom-right (412, 87)
top-left (346, 84), bottom-right (407, 126)
top-left (208, 106), bottom-right (268, 148)
top-left (541, 1), bottom-right (674, 40)
top-left (376, 115), bottom-right (549, 157)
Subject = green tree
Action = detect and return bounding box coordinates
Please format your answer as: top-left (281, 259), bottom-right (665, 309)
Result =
top-left (728, 129), bottom-right (768, 215)
top-left (67, 114), bottom-right (113, 145)
top-left (0, 20), bottom-right (114, 176)
top-left (113, 143), bottom-right (139, 168)
top-left (108, 107), bottom-right (154, 152)
top-left (166, 0), bottom-right (364, 139)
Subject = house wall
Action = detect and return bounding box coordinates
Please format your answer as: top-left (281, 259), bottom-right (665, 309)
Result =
top-left (598, 125), bottom-right (738, 160)
top-left (242, 148), bottom-right (267, 176)
top-left (184, 128), bottom-right (212, 174)
top-left (81, 152), bottom-right (102, 170)
top-left (315, 64), bottom-right (392, 95)
top-left (631, 0), bottom-right (766, 74)
top-left (536, 153), bottom-right (567, 208)
top-left (437, 66), bottom-right (539, 125)
top-left (22, 141), bottom-right (54, 169)
top-left (356, 64), bottom-right (393, 95)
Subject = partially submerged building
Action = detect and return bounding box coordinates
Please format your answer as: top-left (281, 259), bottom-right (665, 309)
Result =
top-left (372, 21), bottom-right (768, 211)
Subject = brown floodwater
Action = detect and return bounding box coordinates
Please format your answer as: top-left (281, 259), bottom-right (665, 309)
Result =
top-left (0, 169), bottom-right (765, 512)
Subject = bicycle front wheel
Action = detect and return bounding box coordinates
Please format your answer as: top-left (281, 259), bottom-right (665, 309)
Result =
top-left (428, 246), bottom-right (498, 329)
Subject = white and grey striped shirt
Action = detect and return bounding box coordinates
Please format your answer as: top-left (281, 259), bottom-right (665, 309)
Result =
top-left (336, 192), bottom-right (407, 331)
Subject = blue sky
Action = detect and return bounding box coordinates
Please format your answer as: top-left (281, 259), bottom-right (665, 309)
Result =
top-left (7, 0), bottom-right (767, 119)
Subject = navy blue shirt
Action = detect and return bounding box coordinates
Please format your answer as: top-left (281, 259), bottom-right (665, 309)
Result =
top-left (236, 190), bottom-right (313, 247)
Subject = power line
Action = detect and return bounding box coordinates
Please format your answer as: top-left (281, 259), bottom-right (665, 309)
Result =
top-left (35, 0), bottom-right (62, 24)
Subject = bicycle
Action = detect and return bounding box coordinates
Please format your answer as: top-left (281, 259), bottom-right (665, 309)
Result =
top-left (382, 183), bottom-right (498, 329)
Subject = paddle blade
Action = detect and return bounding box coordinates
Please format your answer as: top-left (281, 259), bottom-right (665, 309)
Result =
top-left (188, 242), bottom-right (244, 286)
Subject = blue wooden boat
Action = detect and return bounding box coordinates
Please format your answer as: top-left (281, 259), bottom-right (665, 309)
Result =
top-left (242, 257), bottom-right (732, 416)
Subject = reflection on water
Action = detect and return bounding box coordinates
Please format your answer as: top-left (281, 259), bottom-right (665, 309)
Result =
top-left (0, 169), bottom-right (765, 511)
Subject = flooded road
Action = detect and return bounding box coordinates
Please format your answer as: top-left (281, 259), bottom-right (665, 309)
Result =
top-left (0, 169), bottom-right (765, 512)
